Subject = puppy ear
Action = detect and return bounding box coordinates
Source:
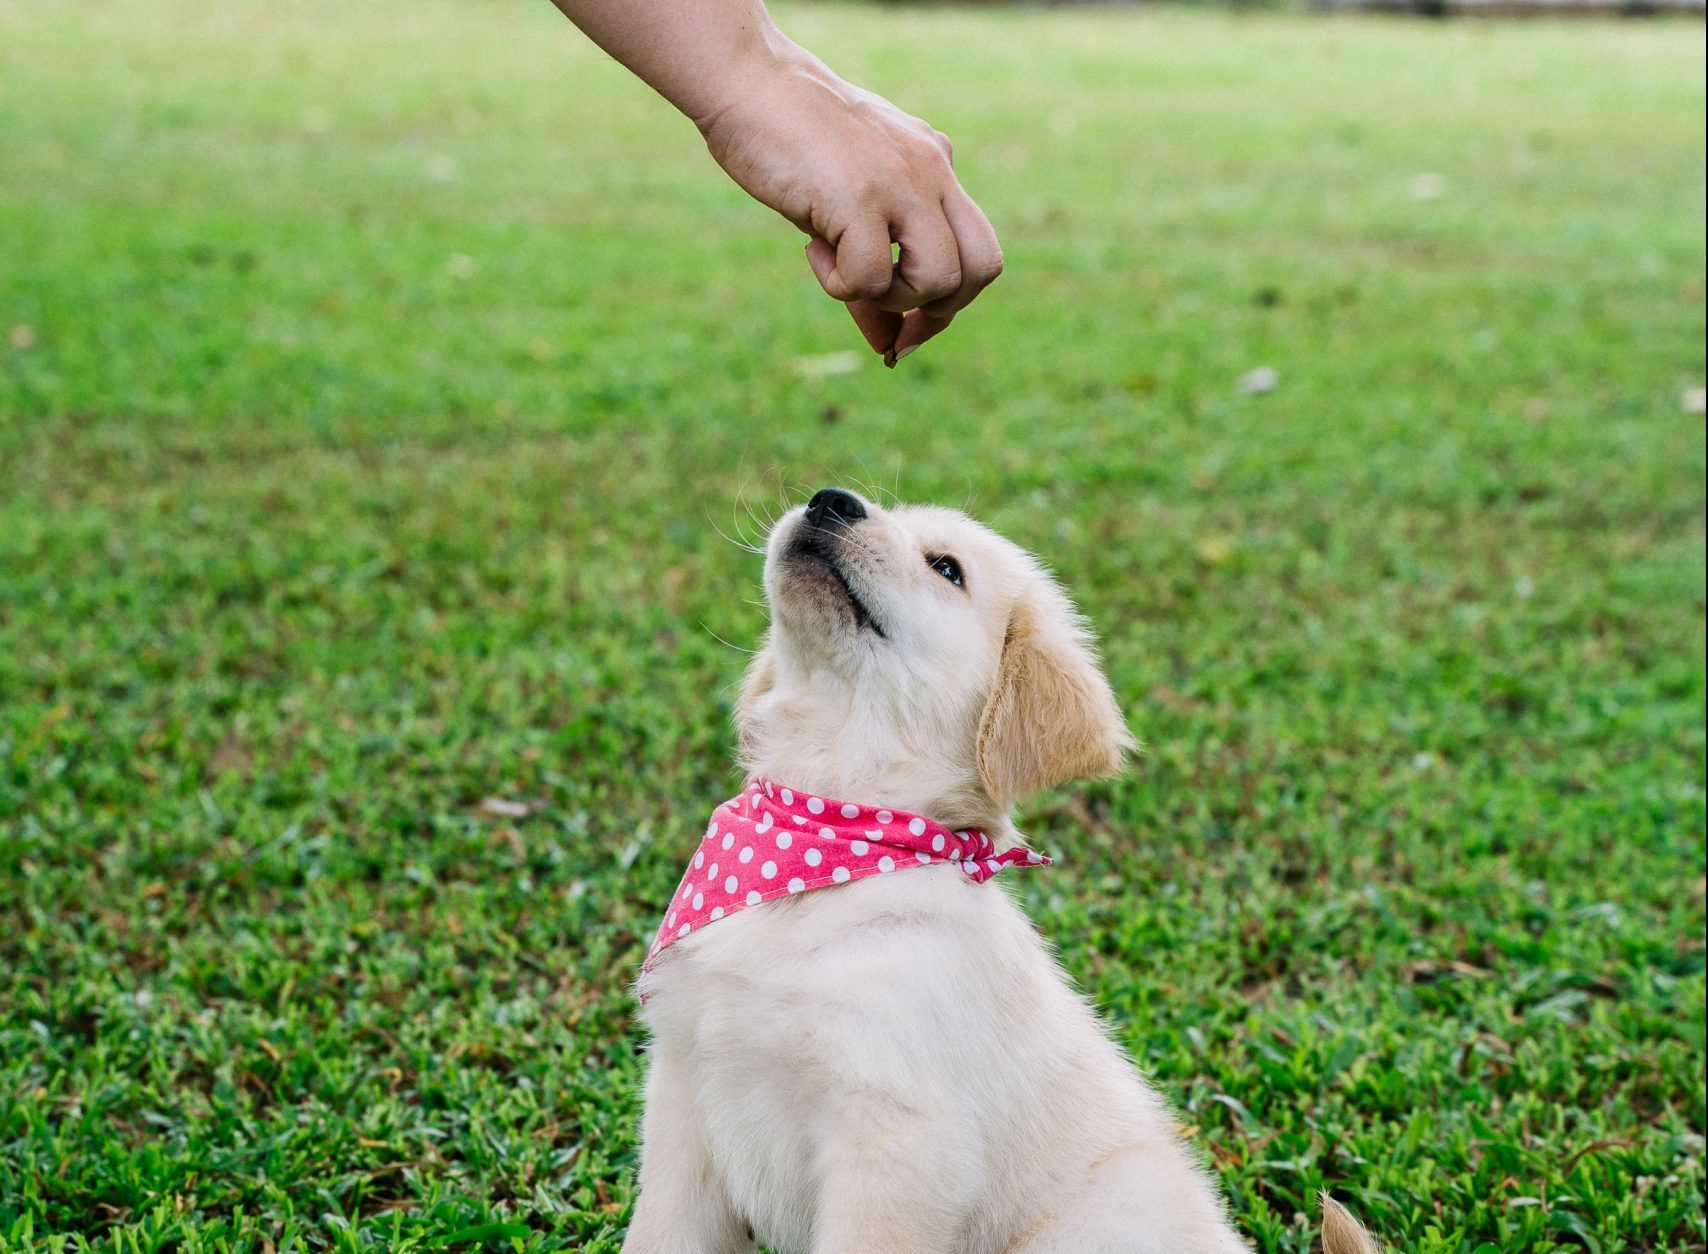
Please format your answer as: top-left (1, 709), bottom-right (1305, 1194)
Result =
top-left (977, 585), bottom-right (1134, 807)
top-left (734, 644), bottom-right (776, 758)
top-left (1320, 1195), bottom-right (1382, 1254)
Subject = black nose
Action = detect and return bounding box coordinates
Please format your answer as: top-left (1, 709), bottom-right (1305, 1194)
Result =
top-left (805, 487), bottom-right (867, 528)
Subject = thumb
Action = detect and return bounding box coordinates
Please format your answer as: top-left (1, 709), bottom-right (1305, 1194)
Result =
top-left (844, 299), bottom-right (902, 358)
top-left (806, 237), bottom-right (901, 357)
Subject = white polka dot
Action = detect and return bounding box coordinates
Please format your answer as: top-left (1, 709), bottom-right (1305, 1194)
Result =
top-left (807, 796), bottom-right (825, 814)
top-left (791, 815), bottom-right (807, 826)
top-left (761, 860), bottom-right (778, 879)
top-left (818, 826), bottom-right (835, 840)
top-left (725, 875), bottom-right (738, 894)
top-left (692, 892), bottom-right (704, 910)
top-left (963, 860), bottom-right (979, 874)
top-left (708, 821), bottom-right (719, 840)
top-left (694, 851), bottom-right (705, 869)
top-left (908, 817), bottom-right (927, 836)
top-left (678, 923), bottom-right (690, 937)
top-left (986, 859), bottom-right (1001, 874)
top-left (850, 840), bottom-right (869, 856)
top-left (707, 862), bottom-right (719, 881)
top-left (746, 890), bottom-right (762, 905)
top-left (916, 852), bottom-right (932, 863)
top-left (710, 906), bottom-right (725, 921)
top-left (775, 832), bottom-right (793, 849)
top-left (739, 846), bottom-right (754, 864)
top-left (756, 812), bottom-right (774, 833)
top-left (831, 866), bottom-right (851, 884)
top-left (878, 856), bottom-right (896, 873)
top-left (721, 832), bottom-right (735, 850)
top-left (840, 803), bottom-right (860, 818)
top-left (668, 910), bottom-right (677, 926)
top-left (1027, 850), bottom-right (1044, 864)
top-left (787, 878), bottom-right (806, 894)
top-left (803, 847), bottom-right (822, 868)
top-left (931, 834), bottom-right (945, 853)
top-left (876, 810), bottom-right (893, 825)
top-left (780, 788), bottom-right (794, 805)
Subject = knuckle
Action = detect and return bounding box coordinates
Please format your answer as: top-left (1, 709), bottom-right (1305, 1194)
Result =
top-left (922, 268), bottom-right (964, 301)
top-left (850, 270), bottom-right (892, 300)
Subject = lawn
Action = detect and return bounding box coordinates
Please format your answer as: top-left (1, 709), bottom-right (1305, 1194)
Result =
top-left (1, 0), bottom-right (1704, 1250)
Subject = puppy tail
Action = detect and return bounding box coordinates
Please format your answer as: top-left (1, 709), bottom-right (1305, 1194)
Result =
top-left (1321, 1193), bottom-right (1383, 1254)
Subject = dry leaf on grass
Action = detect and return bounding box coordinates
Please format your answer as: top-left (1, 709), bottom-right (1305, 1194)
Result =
top-left (1410, 172), bottom-right (1447, 201)
top-left (1238, 365), bottom-right (1279, 395)
top-left (478, 797), bottom-right (535, 819)
top-left (791, 350), bottom-right (861, 380)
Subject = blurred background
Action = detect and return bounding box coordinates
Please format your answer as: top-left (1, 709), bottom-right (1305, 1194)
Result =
top-left (1, 1), bottom-right (1703, 1251)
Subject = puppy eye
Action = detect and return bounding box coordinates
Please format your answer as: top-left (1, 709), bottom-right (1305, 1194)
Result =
top-left (928, 554), bottom-right (964, 588)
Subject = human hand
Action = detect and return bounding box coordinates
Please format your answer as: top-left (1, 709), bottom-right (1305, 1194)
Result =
top-left (695, 44), bottom-right (1002, 365)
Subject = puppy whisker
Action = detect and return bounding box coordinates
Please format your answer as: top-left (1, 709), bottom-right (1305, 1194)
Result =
top-left (698, 620), bottom-right (758, 656)
top-left (709, 511), bottom-right (767, 556)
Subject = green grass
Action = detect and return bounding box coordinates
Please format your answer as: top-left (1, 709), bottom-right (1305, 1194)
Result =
top-left (1, 0), bottom-right (1704, 1249)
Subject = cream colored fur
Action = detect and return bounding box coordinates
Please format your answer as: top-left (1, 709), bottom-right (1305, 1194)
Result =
top-left (1322, 1196), bottom-right (1384, 1254)
top-left (623, 492), bottom-right (1373, 1254)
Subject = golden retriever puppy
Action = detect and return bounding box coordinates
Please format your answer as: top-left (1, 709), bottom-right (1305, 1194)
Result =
top-left (624, 488), bottom-right (1373, 1254)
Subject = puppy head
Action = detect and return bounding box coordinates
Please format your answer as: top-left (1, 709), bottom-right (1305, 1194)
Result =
top-left (738, 488), bottom-right (1133, 822)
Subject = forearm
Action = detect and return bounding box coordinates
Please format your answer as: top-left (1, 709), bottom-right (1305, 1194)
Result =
top-left (549, 0), bottom-right (798, 129)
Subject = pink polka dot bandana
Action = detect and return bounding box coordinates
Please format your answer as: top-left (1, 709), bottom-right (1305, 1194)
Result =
top-left (645, 777), bottom-right (1050, 970)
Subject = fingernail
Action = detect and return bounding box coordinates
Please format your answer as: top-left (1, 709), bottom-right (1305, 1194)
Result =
top-left (895, 345), bottom-right (918, 363)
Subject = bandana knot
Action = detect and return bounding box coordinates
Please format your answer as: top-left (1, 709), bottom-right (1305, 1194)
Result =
top-left (645, 776), bottom-right (1049, 970)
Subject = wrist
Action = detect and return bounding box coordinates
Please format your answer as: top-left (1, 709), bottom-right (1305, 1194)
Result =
top-left (688, 28), bottom-right (821, 137)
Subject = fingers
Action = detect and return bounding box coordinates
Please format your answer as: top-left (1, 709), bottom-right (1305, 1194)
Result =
top-left (875, 206), bottom-right (961, 313)
top-left (802, 143), bottom-right (1002, 365)
top-left (804, 219), bottom-right (891, 303)
top-left (844, 298), bottom-right (903, 358)
top-left (921, 190), bottom-right (1002, 320)
top-left (889, 307), bottom-right (957, 365)
top-left (879, 191), bottom-right (1001, 363)
top-left (808, 239), bottom-right (900, 356)
top-left (811, 208), bottom-right (962, 315)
